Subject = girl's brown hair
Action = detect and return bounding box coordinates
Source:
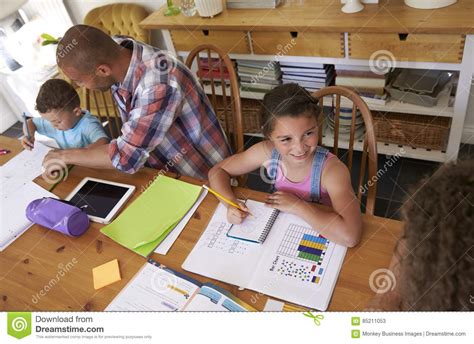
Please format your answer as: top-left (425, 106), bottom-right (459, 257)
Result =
top-left (399, 159), bottom-right (474, 310)
top-left (261, 83), bottom-right (321, 137)
top-left (35, 79), bottom-right (80, 114)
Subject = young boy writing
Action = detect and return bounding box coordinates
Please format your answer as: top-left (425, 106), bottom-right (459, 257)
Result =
top-left (22, 79), bottom-right (108, 150)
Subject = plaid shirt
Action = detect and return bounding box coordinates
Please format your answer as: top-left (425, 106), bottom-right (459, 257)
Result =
top-left (109, 37), bottom-right (230, 179)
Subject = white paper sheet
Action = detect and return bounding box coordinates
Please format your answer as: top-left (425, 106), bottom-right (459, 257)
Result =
top-left (154, 189), bottom-right (208, 255)
top-left (0, 142), bottom-right (51, 195)
top-left (0, 181), bottom-right (57, 251)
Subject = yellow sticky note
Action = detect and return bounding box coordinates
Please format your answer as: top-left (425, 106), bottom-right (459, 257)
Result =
top-left (92, 259), bottom-right (121, 290)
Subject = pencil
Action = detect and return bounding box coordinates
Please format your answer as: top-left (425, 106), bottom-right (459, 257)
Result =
top-left (202, 185), bottom-right (253, 216)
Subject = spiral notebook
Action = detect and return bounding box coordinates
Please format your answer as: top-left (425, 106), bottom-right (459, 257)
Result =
top-left (226, 200), bottom-right (280, 244)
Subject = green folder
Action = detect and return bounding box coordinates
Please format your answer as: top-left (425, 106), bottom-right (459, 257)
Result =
top-left (100, 175), bottom-right (203, 257)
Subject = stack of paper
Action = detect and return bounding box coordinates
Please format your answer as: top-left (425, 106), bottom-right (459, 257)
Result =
top-left (281, 62), bottom-right (335, 92)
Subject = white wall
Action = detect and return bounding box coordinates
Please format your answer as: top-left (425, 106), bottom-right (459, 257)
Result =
top-left (63, 0), bottom-right (167, 49)
top-left (0, 90), bottom-right (18, 133)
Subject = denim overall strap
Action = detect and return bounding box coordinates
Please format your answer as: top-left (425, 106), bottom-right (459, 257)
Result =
top-left (268, 148), bottom-right (281, 192)
top-left (309, 146), bottom-right (330, 202)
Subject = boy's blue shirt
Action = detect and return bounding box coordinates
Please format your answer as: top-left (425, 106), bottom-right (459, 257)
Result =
top-left (32, 110), bottom-right (109, 149)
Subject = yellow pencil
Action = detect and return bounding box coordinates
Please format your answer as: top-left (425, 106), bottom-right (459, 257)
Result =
top-left (202, 185), bottom-right (254, 216)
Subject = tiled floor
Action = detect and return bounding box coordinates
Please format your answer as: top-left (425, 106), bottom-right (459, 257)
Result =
top-left (3, 122), bottom-right (473, 220)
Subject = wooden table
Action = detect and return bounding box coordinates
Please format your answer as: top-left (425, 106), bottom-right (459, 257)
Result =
top-left (0, 136), bottom-right (403, 311)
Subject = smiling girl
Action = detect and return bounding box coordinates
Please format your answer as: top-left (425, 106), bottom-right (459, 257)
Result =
top-left (209, 83), bottom-right (362, 247)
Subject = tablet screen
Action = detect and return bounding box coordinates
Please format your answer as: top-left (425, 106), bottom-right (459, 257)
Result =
top-left (68, 180), bottom-right (130, 219)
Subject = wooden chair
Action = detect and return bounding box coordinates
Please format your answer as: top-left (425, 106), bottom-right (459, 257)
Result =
top-left (81, 3), bottom-right (150, 138)
top-left (185, 44), bottom-right (244, 156)
top-left (313, 86), bottom-right (378, 215)
top-left (83, 88), bottom-right (122, 139)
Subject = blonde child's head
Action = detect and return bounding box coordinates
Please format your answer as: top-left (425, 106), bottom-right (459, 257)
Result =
top-left (35, 79), bottom-right (82, 131)
top-left (261, 83), bottom-right (321, 164)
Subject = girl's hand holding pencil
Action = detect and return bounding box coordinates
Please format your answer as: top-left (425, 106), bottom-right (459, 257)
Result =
top-left (226, 200), bottom-right (250, 224)
top-left (202, 185), bottom-right (252, 224)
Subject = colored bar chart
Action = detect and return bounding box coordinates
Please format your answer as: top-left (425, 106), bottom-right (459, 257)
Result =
top-left (275, 223), bottom-right (333, 285)
top-left (277, 224), bottom-right (330, 265)
top-left (297, 234), bottom-right (328, 264)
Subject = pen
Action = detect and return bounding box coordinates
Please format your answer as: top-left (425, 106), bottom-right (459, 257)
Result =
top-left (0, 149), bottom-right (11, 155)
top-left (202, 185), bottom-right (254, 216)
top-left (23, 112), bottom-right (31, 140)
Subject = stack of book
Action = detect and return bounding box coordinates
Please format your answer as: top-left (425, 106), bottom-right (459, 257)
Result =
top-left (335, 65), bottom-right (389, 105)
top-left (197, 57), bottom-right (234, 86)
top-left (280, 62), bottom-right (335, 92)
top-left (236, 59), bottom-right (282, 94)
top-left (226, 0), bottom-right (282, 9)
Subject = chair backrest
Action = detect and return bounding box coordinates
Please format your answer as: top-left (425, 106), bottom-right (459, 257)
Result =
top-left (82, 3), bottom-right (150, 138)
top-left (185, 44), bottom-right (244, 155)
top-left (83, 88), bottom-right (122, 139)
top-left (313, 86), bottom-right (378, 215)
top-left (84, 3), bottom-right (150, 44)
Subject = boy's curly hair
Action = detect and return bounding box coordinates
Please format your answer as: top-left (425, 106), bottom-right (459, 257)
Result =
top-left (35, 79), bottom-right (80, 114)
top-left (399, 159), bottom-right (474, 311)
top-left (261, 83), bottom-right (321, 137)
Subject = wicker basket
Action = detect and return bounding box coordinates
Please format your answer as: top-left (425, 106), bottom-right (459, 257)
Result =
top-left (215, 97), bottom-right (263, 134)
top-left (372, 111), bottom-right (451, 150)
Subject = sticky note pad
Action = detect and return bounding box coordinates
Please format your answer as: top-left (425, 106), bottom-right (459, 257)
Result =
top-left (92, 259), bottom-right (121, 290)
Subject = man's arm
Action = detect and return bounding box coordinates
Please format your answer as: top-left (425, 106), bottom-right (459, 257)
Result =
top-left (43, 144), bottom-right (114, 169)
top-left (43, 84), bottom-right (182, 173)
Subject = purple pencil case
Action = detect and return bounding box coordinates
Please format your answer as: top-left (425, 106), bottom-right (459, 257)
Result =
top-left (26, 197), bottom-right (90, 237)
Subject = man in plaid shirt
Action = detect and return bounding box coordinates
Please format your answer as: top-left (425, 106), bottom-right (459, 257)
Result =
top-left (46, 25), bottom-right (230, 179)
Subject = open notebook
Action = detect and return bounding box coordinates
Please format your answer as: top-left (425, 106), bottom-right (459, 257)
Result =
top-left (183, 200), bottom-right (347, 311)
top-left (106, 259), bottom-right (255, 311)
